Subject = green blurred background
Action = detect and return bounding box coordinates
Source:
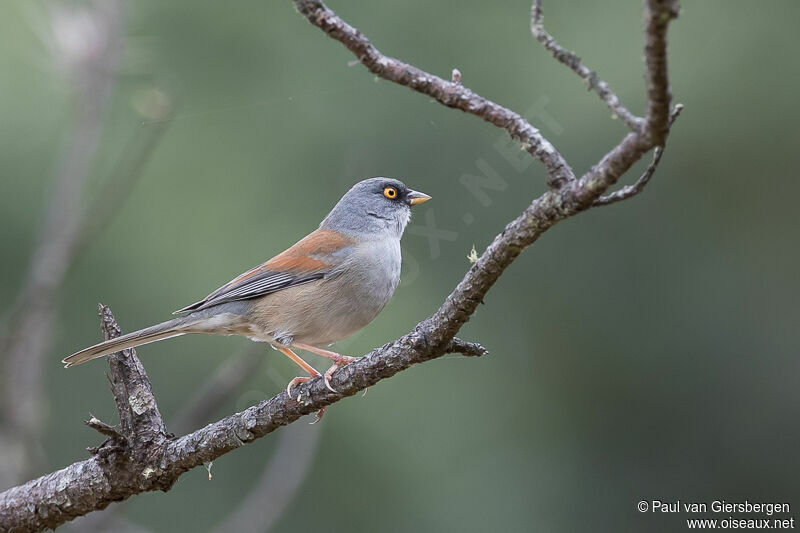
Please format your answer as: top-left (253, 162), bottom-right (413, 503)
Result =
top-left (2, 0), bottom-right (799, 531)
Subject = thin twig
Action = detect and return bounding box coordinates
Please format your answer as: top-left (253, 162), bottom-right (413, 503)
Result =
top-left (593, 104), bottom-right (682, 207)
top-left (592, 146), bottom-right (664, 206)
top-left (446, 338), bottom-right (489, 357)
top-left (293, 0), bottom-right (575, 189)
top-left (530, 0), bottom-right (644, 132)
top-left (84, 416), bottom-right (126, 444)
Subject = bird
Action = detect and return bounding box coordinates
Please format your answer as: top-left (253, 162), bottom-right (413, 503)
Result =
top-left (63, 177), bottom-right (430, 404)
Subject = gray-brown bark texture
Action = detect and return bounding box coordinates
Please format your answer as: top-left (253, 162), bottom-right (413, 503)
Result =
top-left (0, 1), bottom-right (681, 531)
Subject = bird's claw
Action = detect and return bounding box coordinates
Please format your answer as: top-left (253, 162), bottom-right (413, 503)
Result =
top-left (323, 364), bottom-right (339, 393)
top-left (323, 355), bottom-right (358, 393)
top-left (287, 353), bottom-right (360, 421)
top-left (286, 376), bottom-right (313, 400)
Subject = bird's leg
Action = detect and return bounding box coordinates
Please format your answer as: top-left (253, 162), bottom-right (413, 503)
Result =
top-left (292, 342), bottom-right (359, 393)
top-left (276, 346), bottom-right (327, 422)
top-left (292, 343), bottom-right (358, 366)
top-left (273, 345), bottom-right (325, 424)
top-left (276, 346), bottom-right (321, 398)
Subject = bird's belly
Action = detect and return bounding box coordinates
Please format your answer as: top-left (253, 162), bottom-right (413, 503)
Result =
top-left (299, 281), bottom-right (385, 345)
top-left (249, 239), bottom-right (400, 347)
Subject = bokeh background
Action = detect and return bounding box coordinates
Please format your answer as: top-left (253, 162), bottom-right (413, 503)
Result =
top-left (1, 1), bottom-right (799, 531)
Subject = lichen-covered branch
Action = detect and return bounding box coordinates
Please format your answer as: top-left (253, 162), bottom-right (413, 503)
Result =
top-left (100, 305), bottom-right (167, 448)
top-left (0, 1), bottom-right (680, 531)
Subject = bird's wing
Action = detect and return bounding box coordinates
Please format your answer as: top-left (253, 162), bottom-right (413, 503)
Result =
top-left (174, 228), bottom-right (355, 313)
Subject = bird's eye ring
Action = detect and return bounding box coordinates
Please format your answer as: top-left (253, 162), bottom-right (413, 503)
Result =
top-left (383, 186), bottom-right (398, 199)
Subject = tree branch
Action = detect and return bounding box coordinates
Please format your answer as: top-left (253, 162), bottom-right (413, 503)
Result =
top-left (0, 1), bottom-right (679, 531)
top-left (0, 329), bottom-right (485, 532)
top-left (292, 0), bottom-right (575, 189)
top-left (530, 0), bottom-right (644, 132)
top-left (84, 416), bottom-right (125, 444)
top-left (66, 345), bottom-right (262, 533)
top-left (591, 146), bottom-right (664, 207)
top-left (100, 305), bottom-right (168, 447)
top-left (644, 0), bottom-right (680, 145)
top-left (593, 102), bottom-right (683, 207)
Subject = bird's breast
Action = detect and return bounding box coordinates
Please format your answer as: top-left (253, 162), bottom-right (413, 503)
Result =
top-left (335, 237), bottom-right (401, 314)
top-left (302, 237), bottom-right (401, 345)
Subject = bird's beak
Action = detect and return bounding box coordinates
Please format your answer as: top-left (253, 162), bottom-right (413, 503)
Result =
top-left (407, 190), bottom-right (431, 206)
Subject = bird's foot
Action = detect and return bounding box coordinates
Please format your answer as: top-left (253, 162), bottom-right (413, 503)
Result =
top-left (329, 353), bottom-right (359, 366)
top-left (286, 373), bottom-right (319, 400)
top-left (285, 376), bottom-right (327, 423)
top-left (291, 343), bottom-right (360, 393)
top-left (322, 354), bottom-right (358, 393)
top-left (277, 345), bottom-right (324, 400)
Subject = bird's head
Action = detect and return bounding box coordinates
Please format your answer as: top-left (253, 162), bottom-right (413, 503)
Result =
top-left (321, 177), bottom-right (430, 239)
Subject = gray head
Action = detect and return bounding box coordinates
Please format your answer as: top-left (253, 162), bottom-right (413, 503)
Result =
top-left (320, 177), bottom-right (430, 239)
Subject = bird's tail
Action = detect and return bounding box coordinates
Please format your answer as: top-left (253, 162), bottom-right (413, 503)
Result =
top-left (62, 315), bottom-right (199, 368)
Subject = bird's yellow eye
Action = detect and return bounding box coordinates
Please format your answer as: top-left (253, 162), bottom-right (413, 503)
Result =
top-left (383, 186), bottom-right (398, 199)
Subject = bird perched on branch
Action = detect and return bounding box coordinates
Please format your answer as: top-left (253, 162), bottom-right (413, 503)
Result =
top-left (63, 177), bottom-right (430, 405)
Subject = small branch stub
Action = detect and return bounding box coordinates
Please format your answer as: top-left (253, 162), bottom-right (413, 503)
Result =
top-left (85, 415), bottom-right (125, 444)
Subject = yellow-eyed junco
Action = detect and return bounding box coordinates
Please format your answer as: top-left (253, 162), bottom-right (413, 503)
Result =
top-left (63, 178), bottom-right (430, 397)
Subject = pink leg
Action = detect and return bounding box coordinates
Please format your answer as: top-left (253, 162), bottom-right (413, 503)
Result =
top-left (292, 342), bottom-right (358, 365)
top-left (275, 346), bottom-right (318, 393)
top-left (274, 346), bottom-right (326, 422)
